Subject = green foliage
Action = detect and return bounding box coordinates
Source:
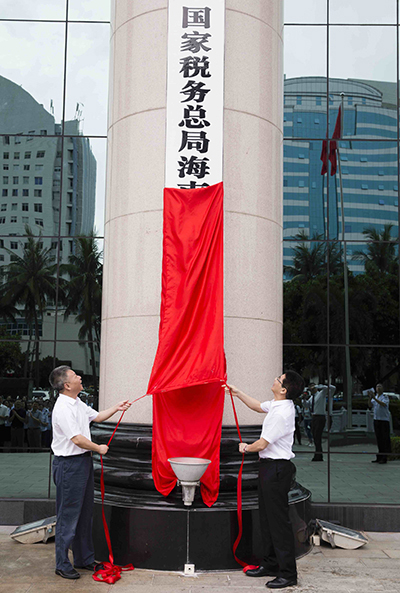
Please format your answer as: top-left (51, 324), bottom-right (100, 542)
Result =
top-left (390, 436), bottom-right (400, 460)
top-left (0, 327), bottom-right (23, 376)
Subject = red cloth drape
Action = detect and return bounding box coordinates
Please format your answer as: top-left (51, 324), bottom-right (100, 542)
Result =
top-left (148, 182), bottom-right (226, 507)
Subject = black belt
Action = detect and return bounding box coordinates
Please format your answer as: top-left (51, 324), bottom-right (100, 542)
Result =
top-left (259, 458), bottom-right (292, 463)
top-left (55, 451), bottom-right (92, 459)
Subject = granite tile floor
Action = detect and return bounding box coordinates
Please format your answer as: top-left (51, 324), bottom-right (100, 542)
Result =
top-left (0, 526), bottom-right (399, 593)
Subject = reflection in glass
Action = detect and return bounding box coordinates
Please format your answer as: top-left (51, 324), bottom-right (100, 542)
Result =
top-left (62, 137), bottom-right (106, 237)
top-left (284, 26), bottom-right (326, 80)
top-left (0, 0), bottom-right (66, 21)
top-left (329, 453), bottom-right (400, 504)
top-left (284, 78), bottom-right (328, 139)
top-left (330, 27), bottom-right (396, 82)
top-left (59, 136), bottom-right (97, 239)
top-left (68, 0), bottom-right (111, 22)
top-left (0, 22), bottom-right (65, 127)
top-left (65, 23), bottom-right (110, 137)
top-left (0, 136), bottom-right (63, 239)
top-left (283, 238), bottom-right (328, 344)
top-left (284, 0), bottom-right (327, 24)
top-left (330, 0), bottom-right (396, 25)
top-left (329, 241), bottom-right (399, 346)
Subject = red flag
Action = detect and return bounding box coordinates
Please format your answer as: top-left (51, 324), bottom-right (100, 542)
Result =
top-left (148, 182), bottom-right (226, 507)
top-left (320, 106), bottom-right (341, 176)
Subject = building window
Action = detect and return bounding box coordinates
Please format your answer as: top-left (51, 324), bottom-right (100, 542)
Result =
top-left (297, 117), bottom-right (302, 123)
top-left (361, 184), bottom-right (369, 190)
top-left (13, 176), bottom-right (18, 184)
top-left (34, 177), bottom-right (43, 185)
top-left (342, 168), bottom-right (349, 174)
top-left (0, 218), bottom-right (5, 224)
top-left (360, 157), bottom-right (368, 162)
top-left (3, 164), bottom-right (9, 170)
top-left (296, 96), bottom-right (302, 105)
top-left (23, 165), bottom-right (30, 171)
top-left (23, 176), bottom-right (29, 184)
top-left (10, 216), bottom-right (17, 223)
top-left (340, 156), bottom-right (348, 161)
top-left (40, 130), bottom-right (47, 136)
top-left (24, 152), bottom-right (31, 159)
top-left (10, 241), bottom-right (18, 249)
top-left (298, 181), bottom-right (305, 187)
top-left (11, 203), bottom-right (17, 210)
top-left (14, 136), bottom-right (21, 145)
top-left (344, 224), bottom-right (352, 233)
top-left (316, 97), bottom-right (322, 106)
top-left (314, 118), bottom-right (320, 124)
top-left (13, 164), bottom-right (20, 171)
top-left (3, 152), bottom-right (9, 159)
top-left (394, 185), bottom-right (398, 191)
top-left (12, 189), bottom-right (18, 197)
top-left (2, 189), bottom-right (7, 197)
top-left (379, 199), bottom-right (385, 205)
top-left (3, 177), bottom-right (9, 184)
top-left (34, 189), bottom-right (42, 197)
top-left (35, 164), bottom-right (43, 171)
top-left (22, 203), bottom-right (28, 211)
top-left (22, 216), bottom-right (29, 224)
top-left (35, 218), bottom-right (43, 227)
top-left (36, 151), bottom-right (45, 158)
top-left (378, 170), bottom-right (384, 176)
top-left (13, 152), bottom-right (20, 159)
top-left (378, 185), bottom-right (384, 191)
top-left (348, 96), bottom-right (353, 105)
top-left (283, 179), bottom-right (288, 187)
top-left (22, 189), bottom-right (29, 197)
top-left (1, 204), bottom-right (6, 211)
top-left (362, 97), bottom-right (366, 105)
top-left (311, 182), bottom-right (317, 189)
top-left (298, 153), bottom-right (305, 159)
top-left (34, 204), bottom-right (43, 213)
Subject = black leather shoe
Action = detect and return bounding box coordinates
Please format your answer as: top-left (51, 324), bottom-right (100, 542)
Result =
top-left (246, 566), bottom-right (279, 577)
top-left (55, 568), bottom-right (80, 579)
top-left (74, 562), bottom-right (103, 571)
top-left (266, 576), bottom-right (297, 588)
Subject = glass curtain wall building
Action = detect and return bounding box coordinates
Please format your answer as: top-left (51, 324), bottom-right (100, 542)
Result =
top-left (284, 0), bottom-right (400, 506)
top-left (0, 0), bottom-right (399, 512)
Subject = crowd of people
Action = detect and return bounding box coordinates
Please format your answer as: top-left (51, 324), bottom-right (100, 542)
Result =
top-left (0, 393), bottom-right (96, 452)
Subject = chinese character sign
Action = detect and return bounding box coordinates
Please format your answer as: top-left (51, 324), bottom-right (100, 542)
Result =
top-left (165, 0), bottom-right (225, 189)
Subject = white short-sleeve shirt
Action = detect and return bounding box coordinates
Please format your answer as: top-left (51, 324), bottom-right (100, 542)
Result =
top-left (51, 394), bottom-right (98, 456)
top-left (259, 399), bottom-right (295, 460)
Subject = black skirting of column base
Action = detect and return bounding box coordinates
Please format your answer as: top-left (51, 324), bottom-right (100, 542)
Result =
top-left (91, 423), bottom-right (313, 571)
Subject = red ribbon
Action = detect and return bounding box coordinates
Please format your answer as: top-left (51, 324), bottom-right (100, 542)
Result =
top-left (93, 394), bottom-right (148, 584)
top-left (226, 385), bottom-right (259, 573)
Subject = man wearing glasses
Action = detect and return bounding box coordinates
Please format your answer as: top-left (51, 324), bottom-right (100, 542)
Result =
top-left (227, 370), bottom-right (304, 589)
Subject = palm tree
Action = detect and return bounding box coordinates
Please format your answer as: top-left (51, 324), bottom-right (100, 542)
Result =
top-left (63, 233), bottom-right (103, 396)
top-left (352, 224), bottom-right (398, 274)
top-left (0, 227), bottom-right (59, 387)
top-left (284, 231), bottom-right (326, 281)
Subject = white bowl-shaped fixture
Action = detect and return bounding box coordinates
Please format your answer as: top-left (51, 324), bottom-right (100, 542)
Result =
top-left (168, 457), bottom-right (211, 482)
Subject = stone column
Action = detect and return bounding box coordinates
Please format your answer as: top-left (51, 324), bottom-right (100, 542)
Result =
top-left (99, 0), bottom-right (284, 426)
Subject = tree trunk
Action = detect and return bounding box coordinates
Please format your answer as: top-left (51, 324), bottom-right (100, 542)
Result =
top-left (33, 310), bottom-right (40, 388)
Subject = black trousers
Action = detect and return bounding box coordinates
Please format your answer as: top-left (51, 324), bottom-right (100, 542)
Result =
top-left (258, 459), bottom-right (297, 580)
top-left (374, 420), bottom-right (391, 463)
top-left (311, 415), bottom-right (325, 460)
top-left (53, 452), bottom-right (95, 571)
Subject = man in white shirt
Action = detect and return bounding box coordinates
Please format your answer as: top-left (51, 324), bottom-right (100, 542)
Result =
top-left (308, 383), bottom-right (336, 462)
top-left (227, 370), bottom-right (304, 590)
top-left (49, 365), bottom-right (131, 580)
top-left (368, 384), bottom-right (391, 464)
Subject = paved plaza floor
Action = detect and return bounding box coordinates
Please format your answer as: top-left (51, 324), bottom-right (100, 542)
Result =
top-left (0, 526), bottom-right (399, 593)
top-left (0, 440), bottom-right (399, 503)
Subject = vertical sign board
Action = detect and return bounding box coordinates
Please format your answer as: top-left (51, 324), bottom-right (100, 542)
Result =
top-left (165, 0), bottom-right (225, 189)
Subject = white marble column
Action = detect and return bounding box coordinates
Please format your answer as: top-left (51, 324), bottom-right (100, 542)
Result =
top-left (99, 0), bottom-right (284, 426)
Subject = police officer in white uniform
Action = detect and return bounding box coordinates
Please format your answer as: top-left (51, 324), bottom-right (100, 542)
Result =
top-left (227, 370), bottom-right (304, 590)
top-left (50, 365), bottom-right (131, 580)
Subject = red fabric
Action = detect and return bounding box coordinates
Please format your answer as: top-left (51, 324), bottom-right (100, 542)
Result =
top-left (148, 182), bottom-right (226, 507)
top-left (320, 106), bottom-right (341, 176)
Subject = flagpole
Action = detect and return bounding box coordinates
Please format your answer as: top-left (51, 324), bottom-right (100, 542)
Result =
top-left (336, 93), bottom-right (352, 429)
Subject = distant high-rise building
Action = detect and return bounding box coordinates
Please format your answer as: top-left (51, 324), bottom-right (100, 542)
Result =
top-left (0, 75), bottom-right (96, 266)
top-left (283, 77), bottom-right (398, 275)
